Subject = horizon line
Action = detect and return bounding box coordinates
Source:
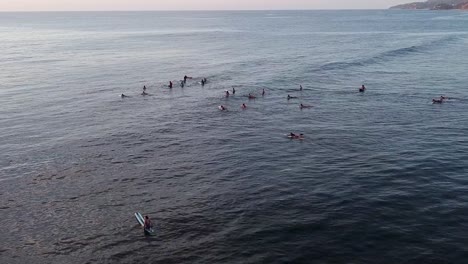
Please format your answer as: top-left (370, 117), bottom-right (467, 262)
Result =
top-left (0, 8), bottom-right (397, 13)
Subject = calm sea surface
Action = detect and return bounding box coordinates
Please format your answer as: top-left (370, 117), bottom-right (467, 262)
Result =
top-left (1, 10), bottom-right (468, 263)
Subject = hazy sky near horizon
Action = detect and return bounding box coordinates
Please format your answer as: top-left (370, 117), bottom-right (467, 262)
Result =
top-left (1, 1), bottom-right (411, 11)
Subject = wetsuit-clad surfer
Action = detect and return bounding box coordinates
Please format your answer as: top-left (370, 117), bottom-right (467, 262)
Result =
top-left (143, 216), bottom-right (153, 235)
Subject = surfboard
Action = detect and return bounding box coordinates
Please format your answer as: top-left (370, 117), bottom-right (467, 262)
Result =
top-left (135, 212), bottom-right (144, 226)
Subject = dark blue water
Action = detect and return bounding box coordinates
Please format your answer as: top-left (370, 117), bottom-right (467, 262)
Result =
top-left (1, 10), bottom-right (468, 263)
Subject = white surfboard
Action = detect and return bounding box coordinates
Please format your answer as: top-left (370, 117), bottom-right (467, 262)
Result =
top-left (135, 212), bottom-right (144, 226)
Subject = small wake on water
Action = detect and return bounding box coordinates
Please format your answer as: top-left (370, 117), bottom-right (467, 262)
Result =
top-left (317, 35), bottom-right (460, 72)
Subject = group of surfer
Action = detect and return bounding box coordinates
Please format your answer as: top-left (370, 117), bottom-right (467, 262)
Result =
top-left (120, 75), bottom-right (207, 98)
top-left (220, 86), bottom-right (314, 112)
top-left (219, 88), bottom-right (265, 111)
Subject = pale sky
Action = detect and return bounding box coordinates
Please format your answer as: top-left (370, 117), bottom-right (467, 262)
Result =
top-left (1, 0), bottom-right (411, 11)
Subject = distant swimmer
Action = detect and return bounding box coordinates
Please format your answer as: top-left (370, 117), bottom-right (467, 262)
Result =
top-left (241, 103), bottom-right (247, 109)
top-left (225, 90), bottom-right (230, 97)
top-left (300, 103), bottom-right (313, 109)
top-left (287, 95), bottom-right (297, 100)
top-left (169, 81), bottom-right (173, 89)
top-left (432, 98), bottom-right (443, 104)
top-left (121, 94), bottom-right (128, 98)
top-left (143, 85), bottom-right (147, 91)
top-left (262, 89), bottom-right (265, 96)
top-left (300, 85), bottom-right (303, 91)
top-left (359, 85), bottom-right (366, 92)
top-left (248, 93), bottom-right (256, 99)
top-left (219, 105), bottom-right (227, 111)
top-left (201, 79), bottom-right (205, 86)
top-left (232, 87), bottom-right (236, 94)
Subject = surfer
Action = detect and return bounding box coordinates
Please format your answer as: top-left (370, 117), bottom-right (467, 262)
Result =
top-left (262, 89), bottom-right (265, 96)
top-left (180, 81), bottom-right (184, 88)
top-left (184, 75), bottom-right (192, 83)
top-left (201, 79), bottom-right (205, 86)
top-left (121, 94), bottom-right (127, 98)
top-left (289, 133), bottom-right (304, 139)
top-left (287, 95), bottom-right (297, 100)
top-left (144, 216), bottom-right (153, 234)
top-left (300, 103), bottom-right (312, 109)
top-left (225, 91), bottom-right (230, 97)
top-left (300, 85), bottom-right (303, 91)
top-left (359, 85), bottom-right (366, 92)
top-left (232, 87), bottom-right (236, 94)
top-left (169, 81), bottom-right (173, 89)
top-left (143, 85), bottom-right (147, 91)
top-left (241, 103), bottom-right (247, 109)
top-left (432, 98), bottom-right (443, 104)
top-left (220, 105), bottom-right (227, 111)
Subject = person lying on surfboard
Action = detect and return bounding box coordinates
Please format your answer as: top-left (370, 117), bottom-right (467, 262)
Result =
top-left (289, 133), bottom-right (304, 139)
top-left (300, 103), bottom-right (313, 109)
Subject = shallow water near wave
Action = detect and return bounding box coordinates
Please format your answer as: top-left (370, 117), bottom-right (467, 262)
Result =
top-left (1, 10), bottom-right (468, 263)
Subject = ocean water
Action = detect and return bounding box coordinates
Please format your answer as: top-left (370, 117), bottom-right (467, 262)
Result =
top-left (1, 10), bottom-right (468, 263)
